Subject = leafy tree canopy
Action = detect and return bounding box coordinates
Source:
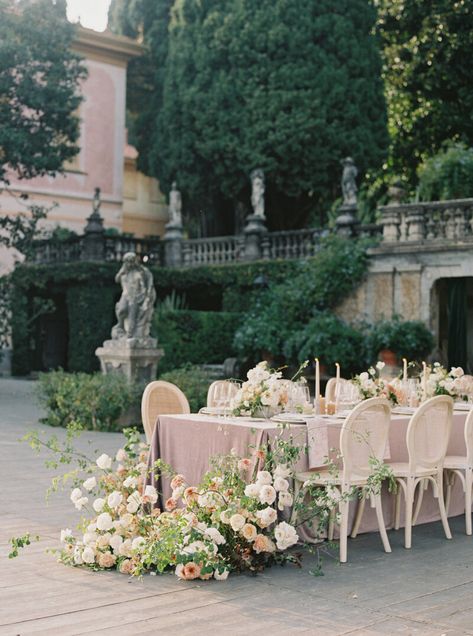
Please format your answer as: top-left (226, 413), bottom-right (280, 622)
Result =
top-left (376, 0), bottom-right (473, 185)
top-left (0, 0), bottom-right (87, 184)
top-left (110, 0), bottom-right (388, 231)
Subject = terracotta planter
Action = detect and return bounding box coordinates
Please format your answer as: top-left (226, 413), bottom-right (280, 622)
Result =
top-left (378, 349), bottom-right (398, 366)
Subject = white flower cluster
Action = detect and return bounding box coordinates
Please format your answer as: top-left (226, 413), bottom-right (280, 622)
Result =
top-left (424, 364), bottom-right (473, 400)
top-left (232, 361), bottom-right (289, 416)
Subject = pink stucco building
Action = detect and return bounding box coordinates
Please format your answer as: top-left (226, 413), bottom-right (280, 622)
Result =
top-left (0, 26), bottom-right (168, 263)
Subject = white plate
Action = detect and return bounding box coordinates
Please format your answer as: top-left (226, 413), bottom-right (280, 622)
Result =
top-left (454, 402), bottom-right (473, 411)
top-left (199, 407), bottom-right (233, 416)
top-left (271, 414), bottom-right (307, 424)
top-left (392, 407), bottom-right (416, 415)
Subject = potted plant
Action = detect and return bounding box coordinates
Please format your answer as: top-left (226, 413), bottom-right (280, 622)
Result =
top-left (368, 318), bottom-right (434, 365)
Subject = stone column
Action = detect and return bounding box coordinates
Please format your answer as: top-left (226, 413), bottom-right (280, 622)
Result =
top-left (406, 207), bottom-right (425, 242)
top-left (380, 206), bottom-right (401, 243)
top-left (243, 214), bottom-right (267, 261)
top-left (81, 188), bottom-right (105, 261)
top-left (335, 204), bottom-right (359, 238)
top-left (163, 222), bottom-right (184, 267)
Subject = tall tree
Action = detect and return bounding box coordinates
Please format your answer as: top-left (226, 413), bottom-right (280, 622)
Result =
top-left (0, 0), bottom-right (86, 185)
top-left (376, 0), bottom-right (473, 184)
top-left (113, 0), bottom-right (388, 232)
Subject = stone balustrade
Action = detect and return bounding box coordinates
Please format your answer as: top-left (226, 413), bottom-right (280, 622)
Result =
top-left (380, 198), bottom-right (473, 245)
top-left (182, 235), bottom-right (243, 266)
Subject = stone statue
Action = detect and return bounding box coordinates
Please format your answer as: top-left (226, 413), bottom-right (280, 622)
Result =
top-left (111, 252), bottom-right (156, 340)
top-left (168, 181), bottom-right (182, 226)
top-left (92, 187), bottom-right (101, 216)
top-left (250, 169), bottom-right (265, 218)
top-left (341, 157), bottom-right (358, 207)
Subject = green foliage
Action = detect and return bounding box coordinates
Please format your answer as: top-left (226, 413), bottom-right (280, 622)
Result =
top-left (367, 318), bottom-right (434, 361)
top-left (234, 237), bottom-right (369, 363)
top-left (376, 0), bottom-right (473, 185)
top-left (119, 0), bottom-right (388, 229)
top-left (285, 312), bottom-right (367, 375)
top-left (37, 370), bottom-right (143, 431)
top-left (418, 143), bottom-right (473, 201)
top-left (154, 309), bottom-right (241, 373)
top-left (0, 0), bottom-right (87, 184)
top-left (159, 364), bottom-right (212, 412)
top-left (8, 533), bottom-right (39, 559)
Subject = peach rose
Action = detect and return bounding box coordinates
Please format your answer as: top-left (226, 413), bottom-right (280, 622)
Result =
top-left (240, 523), bottom-right (257, 542)
top-left (253, 534), bottom-right (276, 554)
top-left (183, 487), bottom-right (199, 504)
top-left (183, 561), bottom-right (201, 580)
top-left (97, 552), bottom-right (117, 568)
top-left (165, 497), bottom-right (177, 512)
top-left (119, 559), bottom-right (134, 575)
top-left (254, 449), bottom-right (266, 461)
top-left (238, 458), bottom-right (252, 471)
top-left (171, 474), bottom-right (186, 490)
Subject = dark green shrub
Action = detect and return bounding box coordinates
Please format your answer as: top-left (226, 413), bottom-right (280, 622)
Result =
top-left (367, 318), bottom-right (434, 361)
top-left (284, 312), bottom-right (367, 376)
top-left (159, 364), bottom-right (212, 412)
top-left (418, 142), bottom-right (473, 201)
top-left (154, 309), bottom-right (241, 374)
top-left (37, 370), bottom-right (143, 431)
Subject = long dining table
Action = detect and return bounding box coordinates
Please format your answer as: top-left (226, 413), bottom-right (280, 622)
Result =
top-left (147, 409), bottom-right (470, 538)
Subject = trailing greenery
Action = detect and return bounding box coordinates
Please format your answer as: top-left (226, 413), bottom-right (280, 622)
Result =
top-left (234, 237), bottom-right (369, 365)
top-left (0, 0), bottom-right (86, 184)
top-left (111, 0), bottom-right (388, 229)
top-left (159, 364), bottom-right (213, 412)
top-left (154, 309), bottom-right (241, 373)
top-left (418, 143), bottom-right (473, 202)
top-left (37, 370), bottom-right (143, 431)
top-left (367, 318), bottom-right (434, 361)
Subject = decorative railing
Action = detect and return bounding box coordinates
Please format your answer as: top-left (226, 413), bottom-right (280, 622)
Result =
top-left (380, 198), bottom-right (473, 245)
top-left (30, 237), bottom-right (82, 264)
top-left (264, 228), bottom-right (323, 260)
top-left (104, 236), bottom-right (162, 264)
top-left (182, 235), bottom-right (243, 266)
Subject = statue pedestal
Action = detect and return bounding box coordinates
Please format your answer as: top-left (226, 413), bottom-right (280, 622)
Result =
top-left (243, 214), bottom-right (268, 261)
top-left (335, 203), bottom-right (359, 238)
top-left (95, 338), bottom-right (164, 384)
top-left (163, 222), bottom-right (184, 267)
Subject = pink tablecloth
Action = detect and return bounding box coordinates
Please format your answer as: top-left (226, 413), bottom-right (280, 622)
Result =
top-left (147, 411), bottom-right (469, 536)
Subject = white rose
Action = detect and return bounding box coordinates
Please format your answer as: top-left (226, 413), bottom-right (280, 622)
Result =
top-left (119, 539), bottom-right (133, 557)
top-left (256, 471), bottom-right (272, 485)
top-left (359, 372), bottom-right (369, 382)
top-left (204, 527), bottom-right (226, 545)
top-left (82, 546), bottom-right (96, 564)
top-left (73, 546), bottom-right (83, 564)
top-left (376, 361), bottom-right (385, 370)
top-left (119, 513), bottom-right (134, 528)
top-left (172, 486), bottom-right (184, 500)
top-left (214, 568), bottom-right (230, 581)
top-left (273, 477), bottom-right (289, 492)
top-left (126, 491), bottom-right (141, 513)
top-left (229, 514), bottom-right (246, 532)
top-left (93, 498), bottom-right (105, 513)
top-left (115, 448), bottom-right (128, 462)
top-left (273, 464), bottom-right (291, 479)
top-left (277, 491), bottom-right (293, 511)
top-left (107, 491), bottom-right (123, 509)
top-left (259, 485), bottom-right (276, 506)
top-left (82, 477), bottom-right (96, 492)
top-left (96, 512), bottom-right (114, 532)
top-left (70, 488), bottom-right (82, 503)
top-left (123, 475), bottom-right (138, 489)
top-left (60, 528), bottom-right (72, 543)
top-left (82, 531), bottom-right (98, 545)
top-left (131, 536), bottom-right (146, 552)
top-left (183, 540), bottom-right (207, 555)
top-left (274, 521), bottom-right (298, 551)
top-left (87, 523), bottom-right (97, 532)
top-left (143, 485), bottom-right (158, 504)
top-left (110, 534), bottom-right (124, 552)
top-left (256, 506), bottom-right (278, 527)
top-left (75, 496), bottom-right (88, 511)
top-left (219, 510), bottom-right (231, 524)
top-left (244, 483), bottom-right (260, 498)
top-left (96, 453), bottom-right (112, 470)
top-left (451, 367), bottom-right (464, 378)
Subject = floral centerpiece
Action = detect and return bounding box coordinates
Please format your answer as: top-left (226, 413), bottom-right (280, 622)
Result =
top-left (57, 430), bottom-right (300, 581)
top-left (351, 362), bottom-right (400, 406)
top-left (423, 364), bottom-right (473, 401)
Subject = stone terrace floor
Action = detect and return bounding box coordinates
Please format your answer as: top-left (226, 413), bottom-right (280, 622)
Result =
top-left (1, 378), bottom-right (473, 635)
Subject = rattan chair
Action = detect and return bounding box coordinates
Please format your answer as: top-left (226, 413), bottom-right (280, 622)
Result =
top-left (390, 395), bottom-right (453, 549)
top-left (325, 377), bottom-right (350, 403)
top-left (444, 407), bottom-right (473, 535)
top-left (141, 380), bottom-right (190, 442)
top-left (207, 380), bottom-right (239, 408)
top-left (294, 397), bottom-right (392, 563)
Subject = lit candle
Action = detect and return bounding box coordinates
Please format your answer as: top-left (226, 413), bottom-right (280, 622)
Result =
top-left (403, 358), bottom-right (408, 382)
top-left (315, 358), bottom-right (320, 403)
top-left (422, 361), bottom-right (427, 398)
top-left (335, 362), bottom-right (340, 408)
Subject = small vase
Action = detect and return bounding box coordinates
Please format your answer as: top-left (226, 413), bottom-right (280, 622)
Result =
top-left (379, 349), bottom-right (398, 366)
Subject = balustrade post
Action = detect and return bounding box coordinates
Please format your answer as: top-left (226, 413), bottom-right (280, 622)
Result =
top-left (163, 223), bottom-right (183, 267)
top-left (380, 206), bottom-right (401, 243)
top-left (81, 188), bottom-right (105, 261)
top-left (243, 214), bottom-right (267, 261)
top-left (406, 207), bottom-right (425, 241)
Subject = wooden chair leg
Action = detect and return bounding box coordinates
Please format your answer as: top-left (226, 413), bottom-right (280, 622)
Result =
top-left (436, 472), bottom-right (452, 540)
top-left (445, 470), bottom-right (455, 515)
top-left (466, 469), bottom-right (473, 536)
top-left (350, 492), bottom-right (365, 538)
top-left (404, 478), bottom-right (415, 549)
top-left (374, 494), bottom-right (391, 553)
top-left (394, 485), bottom-right (402, 530)
top-left (412, 478), bottom-right (427, 525)
top-left (339, 498), bottom-right (349, 563)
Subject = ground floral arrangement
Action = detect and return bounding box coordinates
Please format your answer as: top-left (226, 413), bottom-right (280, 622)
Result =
top-left (13, 421), bottom-right (391, 582)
